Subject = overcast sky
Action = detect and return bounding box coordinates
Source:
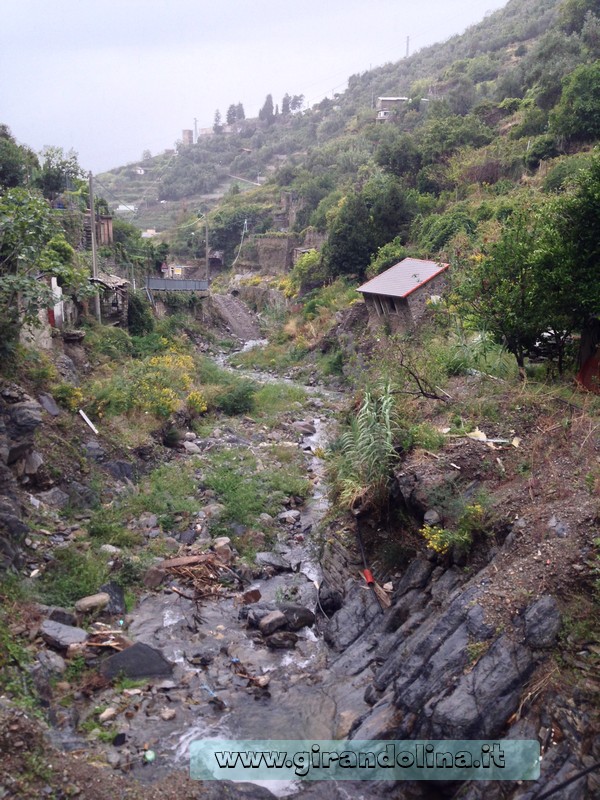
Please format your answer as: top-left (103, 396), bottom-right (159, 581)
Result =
top-left (1, 0), bottom-right (508, 174)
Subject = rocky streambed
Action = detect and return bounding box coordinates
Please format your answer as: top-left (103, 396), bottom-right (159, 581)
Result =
top-left (4, 346), bottom-right (599, 799)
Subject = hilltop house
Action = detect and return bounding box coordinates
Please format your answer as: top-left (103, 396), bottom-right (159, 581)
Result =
top-left (357, 257), bottom-right (449, 331)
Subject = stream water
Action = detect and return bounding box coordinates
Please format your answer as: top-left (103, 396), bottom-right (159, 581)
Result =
top-left (115, 346), bottom-right (353, 794)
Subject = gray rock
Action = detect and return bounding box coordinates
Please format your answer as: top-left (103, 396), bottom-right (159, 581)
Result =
top-left (259, 610), bottom-right (287, 636)
top-left (37, 649), bottom-right (66, 674)
top-left (104, 461), bottom-right (135, 482)
top-left (524, 595), bottom-right (561, 649)
top-left (99, 581), bottom-right (127, 615)
top-left (466, 603), bottom-right (496, 640)
top-left (47, 607), bottom-right (77, 627)
top-left (278, 509), bottom-right (301, 524)
top-left (100, 642), bottom-right (173, 680)
top-left (292, 420), bottom-right (317, 436)
top-left (38, 393), bottom-right (61, 416)
top-left (38, 487), bottom-right (70, 509)
top-left (394, 559), bottom-right (435, 596)
top-left (255, 552), bottom-right (291, 571)
top-left (265, 631), bottom-right (298, 649)
top-left (41, 620), bottom-right (88, 649)
top-left (75, 593), bottom-right (110, 614)
top-left (84, 440), bottom-right (105, 461)
top-left (278, 603), bottom-right (316, 631)
top-left (423, 509), bottom-right (441, 525)
top-left (430, 634), bottom-right (535, 739)
top-left (183, 441), bottom-right (202, 455)
top-left (179, 528), bottom-right (197, 545)
top-left (24, 451), bottom-right (44, 475)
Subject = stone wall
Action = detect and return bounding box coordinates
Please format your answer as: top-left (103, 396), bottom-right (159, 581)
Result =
top-left (406, 271), bottom-right (448, 325)
top-left (256, 236), bottom-right (296, 274)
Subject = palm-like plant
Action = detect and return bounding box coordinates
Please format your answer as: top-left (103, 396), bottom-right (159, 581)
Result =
top-left (331, 384), bottom-right (399, 514)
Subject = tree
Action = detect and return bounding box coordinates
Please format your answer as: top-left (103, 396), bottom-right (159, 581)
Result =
top-left (226, 104), bottom-right (238, 126)
top-left (0, 188), bottom-right (90, 351)
top-left (34, 146), bottom-right (83, 200)
top-left (550, 62), bottom-right (600, 142)
top-left (258, 94), bottom-right (275, 125)
top-left (235, 102), bottom-right (245, 121)
top-left (0, 127), bottom-right (38, 189)
top-left (213, 109), bottom-right (223, 134)
top-left (281, 93), bottom-right (291, 115)
top-left (290, 94), bottom-right (304, 112)
top-left (323, 193), bottom-right (373, 278)
top-left (453, 203), bottom-right (546, 372)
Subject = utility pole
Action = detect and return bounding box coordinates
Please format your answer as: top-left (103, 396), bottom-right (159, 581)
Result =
top-left (194, 117), bottom-right (198, 143)
top-left (88, 172), bottom-right (101, 322)
top-left (205, 214), bottom-right (209, 284)
top-left (406, 36), bottom-right (410, 59)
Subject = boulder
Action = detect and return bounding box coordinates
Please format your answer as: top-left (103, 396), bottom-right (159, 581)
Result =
top-left (100, 642), bottom-right (173, 680)
top-left (75, 593), bottom-right (110, 614)
top-left (255, 552), bottom-right (291, 572)
top-left (183, 441), bottom-right (202, 455)
top-left (524, 595), bottom-right (561, 649)
top-left (279, 603), bottom-right (316, 631)
top-left (265, 631), bottom-right (298, 649)
top-left (259, 610), bottom-right (287, 636)
top-left (41, 620), bottom-right (88, 650)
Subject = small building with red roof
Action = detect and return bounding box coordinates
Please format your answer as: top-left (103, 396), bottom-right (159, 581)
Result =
top-left (357, 257), bottom-right (449, 331)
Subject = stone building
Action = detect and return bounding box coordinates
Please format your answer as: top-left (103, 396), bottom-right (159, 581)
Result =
top-left (357, 258), bottom-right (449, 331)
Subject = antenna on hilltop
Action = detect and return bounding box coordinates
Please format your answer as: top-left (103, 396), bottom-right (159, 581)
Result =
top-left (406, 36), bottom-right (410, 58)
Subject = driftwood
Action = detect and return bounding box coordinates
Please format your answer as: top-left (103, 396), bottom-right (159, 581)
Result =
top-left (159, 552), bottom-right (244, 599)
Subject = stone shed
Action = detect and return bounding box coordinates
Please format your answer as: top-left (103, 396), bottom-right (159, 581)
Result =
top-left (357, 258), bottom-right (449, 331)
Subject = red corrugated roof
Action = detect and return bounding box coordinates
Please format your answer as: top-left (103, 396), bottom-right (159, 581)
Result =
top-left (357, 258), bottom-right (449, 299)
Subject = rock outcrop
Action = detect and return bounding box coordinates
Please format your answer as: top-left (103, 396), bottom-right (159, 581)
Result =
top-left (0, 384), bottom-right (43, 568)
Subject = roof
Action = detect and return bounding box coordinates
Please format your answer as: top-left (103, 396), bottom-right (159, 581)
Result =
top-left (91, 271), bottom-right (130, 289)
top-left (357, 258), bottom-right (449, 299)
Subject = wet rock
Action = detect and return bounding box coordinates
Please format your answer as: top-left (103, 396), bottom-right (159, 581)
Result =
top-left (430, 634), bottom-right (535, 739)
top-left (324, 582), bottom-right (383, 652)
top-left (255, 552), bottom-right (291, 571)
top-left (265, 631), bottom-right (298, 649)
top-left (466, 604), bottom-right (497, 640)
top-left (318, 583), bottom-right (343, 616)
top-left (160, 707), bottom-right (176, 721)
top-left (41, 620), bottom-right (88, 650)
top-left (259, 610), bottom-right (287, 636)
top-left (37, 487), bottom-right (70, 509)
top-left (279, 603), bottom-right (315, 631)
top-left (395, 559), bottom-right (435, 596)
top-left (74, 592), bottom-right (110, 614)
top-left (292, 420), bottom-right (317, 436)
top-left (100, 642), bottom-right (173, 680)
top-left (38, 393), bottom-right (61, 416)
top-left (240, 588), bottom-right (261, 604)
top-left (524, 595), bottom-right (561, 649)
top-left (99, 581), bottom-right (127, 615)
top-left (278, 509), bottom-right (301, 524)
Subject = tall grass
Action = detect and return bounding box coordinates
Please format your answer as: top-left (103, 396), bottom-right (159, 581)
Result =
top-left (328, 385), bottom-right (400, 514)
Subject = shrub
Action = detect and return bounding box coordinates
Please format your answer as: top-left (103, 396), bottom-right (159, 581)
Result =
top-left (212, 379), bottom-right (256, 415)
top-left (51, 383), bottom-right (84, 412)
top-left (328, 385), bottom-right (400, 514)
top-left (37, 548), bottom-right (110, 606)
top-left (127, 291), bottom-right (155, 336)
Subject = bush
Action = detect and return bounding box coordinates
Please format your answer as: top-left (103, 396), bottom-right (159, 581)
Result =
top-left (212, 379), bottom-right (256, 415)
top-left (37, 548), bottom-right (110, 606)
top-left (128, 291), bottom-right (155, 336)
